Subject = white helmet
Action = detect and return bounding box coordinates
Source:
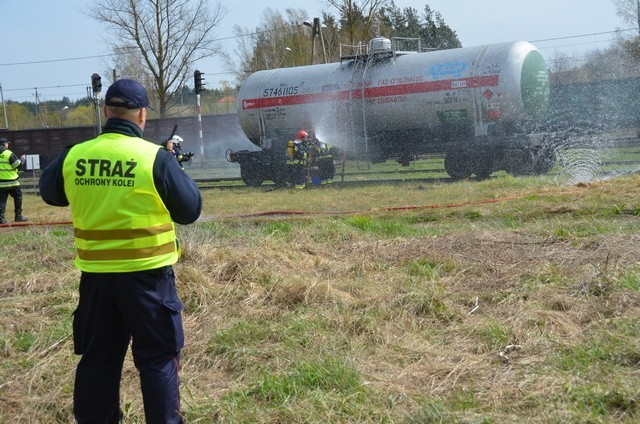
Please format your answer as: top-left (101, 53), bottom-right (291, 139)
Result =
top-left (170, 135), bottom-right (183, 149)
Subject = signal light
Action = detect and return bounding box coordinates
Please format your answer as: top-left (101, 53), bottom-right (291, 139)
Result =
top-left (194, 70), bottom-right (205, 94)
top-left (91, 73), bottom-right (102, 95)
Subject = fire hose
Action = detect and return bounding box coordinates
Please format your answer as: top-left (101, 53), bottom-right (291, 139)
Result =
top-left (0, 189), bottom-right (584, 228)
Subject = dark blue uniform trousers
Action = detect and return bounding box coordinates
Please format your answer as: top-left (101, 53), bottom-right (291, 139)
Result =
top-left (73, 266), bottom-right (184, 424)
top-left (288, 163), bottom-right (306, 188)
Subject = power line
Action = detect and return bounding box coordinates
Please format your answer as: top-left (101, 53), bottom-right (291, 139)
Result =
top-left (530, 27), bottom-right (636, 43)
top-left (531, 28), bottom-right (636, 64)
top-left (0, 26), bottom-right (636, 97)
top-left (0, 24), bottom-right (297, 68)
top-left (0, 55), bottom-right (110, 67)
top-left (1, 26), bottom-right (633, 69)
top-left (3, 83), bottom-right (87, 92)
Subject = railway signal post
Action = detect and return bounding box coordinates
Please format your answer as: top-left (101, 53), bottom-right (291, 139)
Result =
top-left (194, 70), bottom-right (205, 160)
top-left (91, 73), bottom-right (102, 135)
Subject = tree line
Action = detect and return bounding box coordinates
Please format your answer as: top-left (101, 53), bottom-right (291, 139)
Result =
top-left (85, 0), bottom-right (461, 119)
top-left (1, 86), bottom-right (237, 131)
top-left (231, 1), bottom-right (461, 81)
top-left (3, 0), bottom-right (640, 130)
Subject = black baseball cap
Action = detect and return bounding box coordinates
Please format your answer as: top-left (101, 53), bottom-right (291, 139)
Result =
top-left (0, 138), bottom-right (8, 144)
top-left (104, 79), bottom-right (151, 109)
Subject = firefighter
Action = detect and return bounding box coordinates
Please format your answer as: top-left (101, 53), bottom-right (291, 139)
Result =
top-left (0, 138), bottom-right (27, 223)
top-left (39, 79), bottom-right (202, 423)
top-left (287, 130), bottom-right (309, 189)
top-left (310, 136), bottom-right (335, 185)
top-left (162, 135), bottom-right (194, 169)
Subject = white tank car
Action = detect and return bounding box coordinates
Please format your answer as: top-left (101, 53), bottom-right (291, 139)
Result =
top-left (233, 39), bottom-right (552, 184)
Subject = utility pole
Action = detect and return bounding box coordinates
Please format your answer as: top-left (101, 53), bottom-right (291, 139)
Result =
top-left (0, 82), bottom-right (8, 129)
top-left (34, 88), bottom-right (39, 124)
top-left (34, 89), bottom-right (48, 127)
top-left (304, 18), bottom-right (326, 65)
top-left (318, 19), bottom-right (327, 63)
top-left (303, 18), bottom-right (320, 65)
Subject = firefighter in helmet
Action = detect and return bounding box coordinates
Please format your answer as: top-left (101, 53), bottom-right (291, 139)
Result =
top-left (287, 130), bottom-right (309, 189)
top-left (162, 135), bottom-right (194, 169)
top-left (310, 136), bottom-right (335, 185)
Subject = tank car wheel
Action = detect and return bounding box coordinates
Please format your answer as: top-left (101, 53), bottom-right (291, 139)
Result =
top-left (444, 149), bottom-right (473, 180)
top-left (241, 174), bottom-right (263, 187)
top-left (532, 145), bottom-right (557, 175)
top-left (240, 162), bottom-right (263, 187)
top-left (271, 168), bottom-right (289, 187)
top-left (472, 153), bottom-right (494, 179)
top-left (507, 149), bottom-right (534, 176)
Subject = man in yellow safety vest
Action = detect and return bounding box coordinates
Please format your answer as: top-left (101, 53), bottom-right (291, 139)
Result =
top-left (0, 137), bottom-right (27, 223)
top-left (39, 79), bottom-right (202, 423)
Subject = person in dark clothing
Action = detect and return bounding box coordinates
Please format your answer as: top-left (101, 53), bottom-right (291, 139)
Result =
top-left (0, 138), bottom-right (27, 223)
top-left (287, 130), bottom-right (309, 189)
top-left (39, 79), bottom-right (202, 424)
top-left (161, 135), bottom-right (194, 170)
top-left (310, 137), bottom-right (335, 185)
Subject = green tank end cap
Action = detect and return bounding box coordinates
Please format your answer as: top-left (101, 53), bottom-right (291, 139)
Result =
top-left (521, 50), bottom-right (550, 119)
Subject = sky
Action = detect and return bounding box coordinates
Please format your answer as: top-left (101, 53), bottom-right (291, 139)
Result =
top-left (0, 0), bottom-right (626, 103)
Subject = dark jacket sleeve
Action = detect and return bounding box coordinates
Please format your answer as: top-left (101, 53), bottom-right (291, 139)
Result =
top-left (9, 152), bottom-right (25, 171)
top-left (39, 148), bottom-right (71, 207)
top-left (153, 149), bottom-right (202, 225)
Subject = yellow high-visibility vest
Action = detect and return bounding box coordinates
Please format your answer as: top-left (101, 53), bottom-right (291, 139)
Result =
top-left (0, 149), bottom-right (21, 188)
top-left (287, 140), bottom-right (307, 165)
top-left (63, 133), bottom-right (178, 272)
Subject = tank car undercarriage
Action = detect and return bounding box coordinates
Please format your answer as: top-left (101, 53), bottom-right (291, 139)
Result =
top-left (443, 135), bottom-right (557, 179)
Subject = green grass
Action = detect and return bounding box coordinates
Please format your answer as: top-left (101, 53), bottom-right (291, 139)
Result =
top-left (3, 173), bottom-right (640, 422)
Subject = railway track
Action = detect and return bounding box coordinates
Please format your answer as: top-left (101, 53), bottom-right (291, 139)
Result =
top-left (16, 135), bottom-right (640, 192)
top-left (193, 164), bottom-right (640, 191)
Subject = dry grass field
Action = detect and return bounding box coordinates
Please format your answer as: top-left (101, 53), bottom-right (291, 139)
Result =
top-left (1, 173), bottom-right (640, 422)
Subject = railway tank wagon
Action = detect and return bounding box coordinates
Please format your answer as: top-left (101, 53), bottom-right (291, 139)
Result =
top-left (232, 38), bottom-right (552, 185)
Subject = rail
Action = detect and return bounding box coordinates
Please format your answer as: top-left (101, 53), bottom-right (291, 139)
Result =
top-left (16, 134), bottom-right (640, 193)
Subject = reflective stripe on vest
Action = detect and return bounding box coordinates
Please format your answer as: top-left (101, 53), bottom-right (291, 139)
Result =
top-left (0, 149), bottom-right (20, 187)
top-left (316, 144), bottom-right (333, 160)
top-left (63, 133), bottom-right (178, 272)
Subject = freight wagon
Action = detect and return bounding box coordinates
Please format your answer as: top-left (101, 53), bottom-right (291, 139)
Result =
top-left (0, 114), bottom-right (252, 168)
top-left (3, 41), bottom-right (639, 183)
top-left (228, 38), bottom-right (555, 186)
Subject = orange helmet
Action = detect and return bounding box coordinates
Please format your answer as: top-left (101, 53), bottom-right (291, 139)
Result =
top-left (296, 130), bottom-right (308, 140)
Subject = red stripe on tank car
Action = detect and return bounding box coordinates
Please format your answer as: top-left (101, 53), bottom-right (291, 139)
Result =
top-left (362, 75), bottom-right (499, 98)
top-left (242, 75), bottom-right (499, 110)
top-left (243, 91), bottom-right (351, 109)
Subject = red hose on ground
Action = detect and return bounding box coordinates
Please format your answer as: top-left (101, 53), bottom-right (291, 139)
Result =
top-left (0, 220), bottom-right (72, 228)
top-left (228, 194), bottom-right (526, 218)
top-left (1, 189), bottom-right (582, 226)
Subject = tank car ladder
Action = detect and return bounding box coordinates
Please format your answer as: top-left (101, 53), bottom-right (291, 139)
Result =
top-left (339, 42), bottom-right (370, 164)
top-left (470, 44), bottom-right (491, 138)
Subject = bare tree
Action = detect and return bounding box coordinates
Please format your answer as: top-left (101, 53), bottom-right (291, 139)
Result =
top-left (233, 8), bottom-right (311, 78)
top-left (85, 0), bottom-right (227, 117)
top-left (548, 51), bottom-right (575, 74)
top-left (613, 0), bottom-right (640, 60)
top-left (614, 0), bottom-right (640, 35)
top-left (101, 46), bottom-right (149, 88)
